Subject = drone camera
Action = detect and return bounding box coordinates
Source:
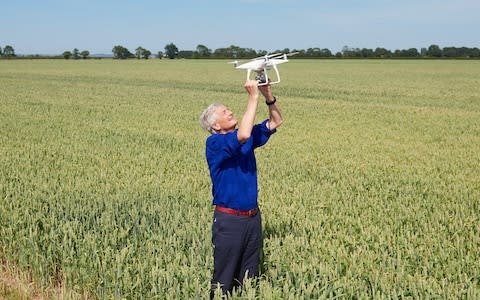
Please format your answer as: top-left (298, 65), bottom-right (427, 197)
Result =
top-left (255, 73), bottom-right (267, 84)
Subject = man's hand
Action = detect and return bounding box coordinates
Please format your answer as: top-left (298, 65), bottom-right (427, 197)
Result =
top-left (258, 81), bottom-right (274, 102)
top-left (244, 80), bottom-right (259, 100)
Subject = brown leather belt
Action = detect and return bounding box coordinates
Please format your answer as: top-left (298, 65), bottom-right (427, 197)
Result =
top-left (215, 206), bottom-right (258, 217)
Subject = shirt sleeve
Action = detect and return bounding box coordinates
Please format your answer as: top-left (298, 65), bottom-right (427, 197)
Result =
top-left (252, 119), bottom-right (276, 148)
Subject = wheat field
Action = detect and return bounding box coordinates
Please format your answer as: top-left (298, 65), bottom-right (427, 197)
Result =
top-left (1, 59), bottom-right (479, 298)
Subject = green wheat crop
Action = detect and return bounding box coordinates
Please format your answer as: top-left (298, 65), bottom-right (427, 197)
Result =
top-left (1, 59), bottom-right (479, 299)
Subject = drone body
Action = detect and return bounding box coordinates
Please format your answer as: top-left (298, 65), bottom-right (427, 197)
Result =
top-left (230, 52), bottom-right (297, 85)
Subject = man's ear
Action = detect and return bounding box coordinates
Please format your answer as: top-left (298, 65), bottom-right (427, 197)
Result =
top-left (211, 123), bottom-right (220, 131)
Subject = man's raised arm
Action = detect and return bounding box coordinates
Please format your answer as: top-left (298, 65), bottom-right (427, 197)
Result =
top-left (259, 83), bottom-right (283, 130)
top-left (237, 80), bottom-right (260, 143)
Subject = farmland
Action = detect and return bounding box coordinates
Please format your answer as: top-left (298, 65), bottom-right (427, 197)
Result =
top-left (1, 59), bottom-right (479, 298)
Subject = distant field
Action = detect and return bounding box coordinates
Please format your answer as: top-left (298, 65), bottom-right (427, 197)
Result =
top-left (1, 59), bottom-right (479, 298)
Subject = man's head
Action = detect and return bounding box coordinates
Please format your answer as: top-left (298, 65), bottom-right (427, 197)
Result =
top-left (199, 103), bottom-right (237, 134)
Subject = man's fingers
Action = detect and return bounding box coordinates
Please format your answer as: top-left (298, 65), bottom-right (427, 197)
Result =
top-left (244, 80), bottom-right (259, 90)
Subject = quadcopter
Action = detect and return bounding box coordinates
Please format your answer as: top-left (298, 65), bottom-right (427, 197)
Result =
top-left (229, 52), bottom-right (298, 85)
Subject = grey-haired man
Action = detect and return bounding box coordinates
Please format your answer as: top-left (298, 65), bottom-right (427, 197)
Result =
top-left (199, 80), bottom-right (283, 297)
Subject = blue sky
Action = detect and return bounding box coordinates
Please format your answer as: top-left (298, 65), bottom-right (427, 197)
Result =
top-left (2, 0), bottom-right (479, 55)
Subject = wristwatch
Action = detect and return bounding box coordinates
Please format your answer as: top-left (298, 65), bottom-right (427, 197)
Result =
top-left (266, 96), bottom-right (276, 105)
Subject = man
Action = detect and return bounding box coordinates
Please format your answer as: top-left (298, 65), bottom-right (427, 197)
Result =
top-left (199, 79), bottom-right (283, 297)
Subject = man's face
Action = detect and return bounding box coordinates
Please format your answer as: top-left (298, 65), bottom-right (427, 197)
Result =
top-left (213, 105), bottom-right (237, 133)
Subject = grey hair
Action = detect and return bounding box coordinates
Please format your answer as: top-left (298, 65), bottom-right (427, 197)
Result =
top-left (199, 103), bottom-right (223, 133)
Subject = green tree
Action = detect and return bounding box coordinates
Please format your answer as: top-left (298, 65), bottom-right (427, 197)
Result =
top-left (0, 45), bottom-right (2, 56)
top-left (165, 43), bottom-right (179, 59)
top-left (406, 48), bottom-right (419, 57)
top-left (342, 46), bottom-right (361, 58)
top-left (142, 49), bottom-right (151, 59)
top-left (291, 49), bottom-right (305, 57)
top-left (305, 47), bottom-right (332, 58)
top-left (393, 49), bottom-right (402, 57)
top-left (306, 47), bottom-right (321, 57)
top-left (443, 47), bottom-right (457, 57)
top-left (393, 48), bottom-right (419, 57)
top-left (63, 51), bottom-right (72, 59)
top-left (212, 45), bottom-right (257, 59)
top-left (80, 50), bottom-right (90, 59)
top-left (240, 47), bottom-right (255, 58)
top-left (228, 45), bottom-right (242, 58)
top-left (374, 47), bottom-right (391, 58)
top-left (359, 48), bottom-right (374, 58)
top-left (196, 44), bottom-right (211, 58)
top-left (427, 44), bottom-right (442, 57)
top-left (135, 47), bottom-right (151, 59)
top-left (213, 47), bottom-right (228, 58)
top-left (257, 50), bottom-right (268, 57)
top-left (458, 47), bottom-right (470, 57)
top-left (135, 47), bottom-right (145, 59)
top-left (178, 50), bottom-right (194, 58)
top-left (73, 48), bottom-right (80, 59)
top-left (470, 48), bottom-right (480, 57)
top-left (3, 45), bottom-right (15, 57)
top-left (157, 51), bottom-right (164, 59)
top-left (320, 48), bottom-right (332, 57)
top-left (112, 45), bottom-right (133, 59)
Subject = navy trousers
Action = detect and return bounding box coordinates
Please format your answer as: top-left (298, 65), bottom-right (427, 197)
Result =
top-left (210, 209), bottom-right (262, 298)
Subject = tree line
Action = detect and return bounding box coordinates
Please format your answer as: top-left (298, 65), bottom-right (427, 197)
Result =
top-left (1, 43), bottom-right (479, 59)
top-left (62, 48), bottom-right (90, 59)
top-left (112, 43), bottom-right (480, 59)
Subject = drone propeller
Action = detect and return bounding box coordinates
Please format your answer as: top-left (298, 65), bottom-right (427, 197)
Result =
top-left (286, 52), bottom-right (299, 57)
top-left (254, 52), bottom-right (298, 61)
top-left (227, 60), bottom-right (239, 67)
top-left (251, 53), bottom-right (283, 61)
top-left (267, 52), bottom-right (285, 58)
top-left (252, 56), bottom-right (268, 61)
top-left (264, 53), bottom-right (285, 60)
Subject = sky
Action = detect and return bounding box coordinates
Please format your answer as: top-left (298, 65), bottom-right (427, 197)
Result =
top-left (1, 0), bottom-right (479, 55)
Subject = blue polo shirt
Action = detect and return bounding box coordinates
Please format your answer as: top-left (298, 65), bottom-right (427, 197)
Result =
top-left (206, 119), bottom-right (276, 211)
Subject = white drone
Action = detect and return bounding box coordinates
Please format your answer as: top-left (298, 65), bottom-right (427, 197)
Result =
top-left (229, 52), bottom-right (298, 85)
